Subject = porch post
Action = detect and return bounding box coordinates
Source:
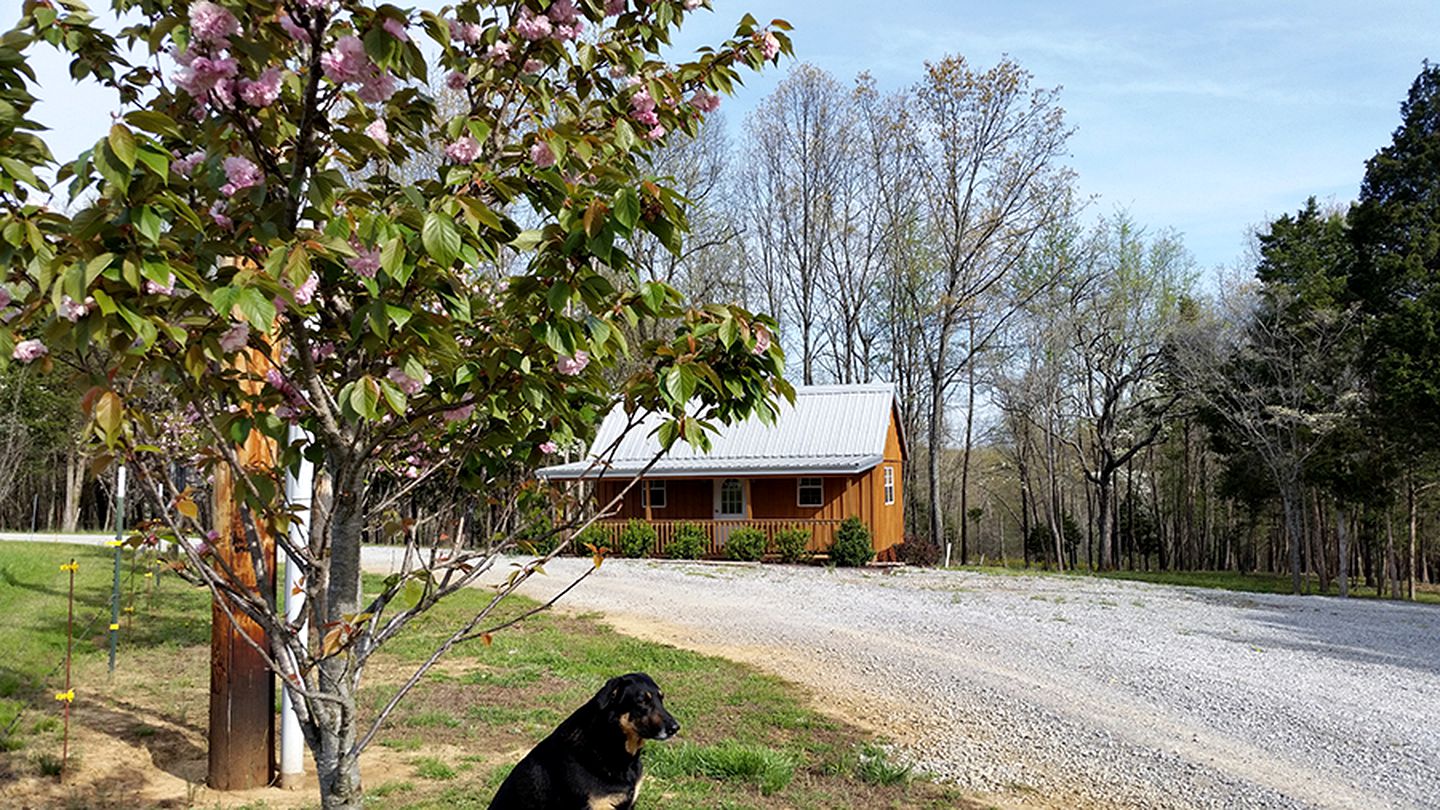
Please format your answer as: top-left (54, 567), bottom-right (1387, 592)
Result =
top-left (743, 479), bottom-right (752, 520)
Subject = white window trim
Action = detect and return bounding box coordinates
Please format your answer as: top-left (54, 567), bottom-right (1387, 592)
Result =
top-left (797, 477), bottom-right (824, 508)
top-left (644, 480), bottom-right (667, 509)
top-left (884, 466), bottom-right (895, 505)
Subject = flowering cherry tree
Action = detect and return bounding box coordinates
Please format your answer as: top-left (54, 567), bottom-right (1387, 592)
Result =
top-left (0, 0), bottom-right (791, 805)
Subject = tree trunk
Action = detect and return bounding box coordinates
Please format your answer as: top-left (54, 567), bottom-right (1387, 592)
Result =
top-left (1408, 478), bottom-right (1417, 601)
top-left (926, 375), bottom-right (945, 554)
top-left (958, 364), bottom-right (976, 565)
top-left (315, 720), bottom-right (363, 810)
top-left (1096, 472), bottom-right (1113, 570)
top-left (1281, 488), bottom-right (1303, 595)
top-left (1385, 510), bottom-right (1401, 600)
top-left (62, 446), bottom-right (83, 533)
top-left (309, 456), bottom-right (367, 808)
top-left (1336, 503), bottom-right (1350, 598)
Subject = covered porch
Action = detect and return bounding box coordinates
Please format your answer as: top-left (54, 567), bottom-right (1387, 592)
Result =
top-left (587, 516), bottom-right (846, 558)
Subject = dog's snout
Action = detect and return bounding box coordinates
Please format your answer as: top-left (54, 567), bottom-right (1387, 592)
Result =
top-left (659, 712), bottom-right (680, 739)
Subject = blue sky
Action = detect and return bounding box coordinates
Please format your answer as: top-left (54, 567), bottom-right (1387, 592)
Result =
top-left (25, 1), bottom-right (1440, 275)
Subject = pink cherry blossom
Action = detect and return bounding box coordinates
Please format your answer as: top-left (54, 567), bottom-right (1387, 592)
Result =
top-left (145, 274), bottom-right (177, 295)
top-left (629, 87), bottom-right (659, 127)
top-left (220, 155), bottom-right (263, 196)
top-left (604, 0), bottom-right (625, 16)
top-left (514, 8), bottom-right (552, 41)
top-left (690, 88), bottom-right (721, 113)
top-left (530, 140), bottom-right (556, 168)
top-left (539, 440), bottom-right (559, 454)
top-left (381, 16), bottom-right (408, 42)
top-left (293, 273), bottom-right (319, 306)
top-left (487, 41), bottom-right (512, 62)
top-left (12, 338), bottom-right (46, 363)
top-left (58, 295), bottom-right (93, 322)
top-left (365, 118), bottom-right (390, 146)
top-left (553, 22), bottom-right (583, 42)
top-left (523, 58), bottom-right (544, 74)
top-left (189, 1), bottom-right (241, 48)
top-left (357, 71), bottom-right (395, 103)
top-left (218, 321), bottom-right (249, 352)
top-left (753, 324), bottom-right (771, 354)
top-left (443, 403), bottom-right (474, 422)
top-left (321, 36), bottom-right (370, 84)
top-left (643, 123), bottom-right (666, 141)
top-left (209, 200), bottom-right (233, 229)
top-left (556, 351), bottom-right (590, 376)
top-left (547, 0), bottom-right (579, 24)
top-left (0, 287), bottom-right (11, 308)
top-left (449, 19), bottom-right (482, 45)
top-left (313, 341), bottom-right (337, 361)
top-left (445, 135), bottom-right (482, 163)
top-left (387, 366), bottom-right (431, 395)
top-left (239, 67), bottom-right (283, 107)
top-left (683, 0), bottom-right (703, 9)
top-left (761, 30), bottom-right (781, 60)
top-left (173, 150), bottom-right (205, 177)
top-left (349, 243), bottom-right (381, 278)
top-left (446, 70), bottom-right (467, 90)
top-left (174, 55), bottom-right (238, 100)
top-left (277, 12), bottom-right (310, 44)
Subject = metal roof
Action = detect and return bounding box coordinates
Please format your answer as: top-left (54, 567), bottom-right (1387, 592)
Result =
top-left (538, 383), bottom-right (900, 480)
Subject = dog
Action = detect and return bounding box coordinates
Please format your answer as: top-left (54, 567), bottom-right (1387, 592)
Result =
top-left (488, 672), bottom-right (680, 810)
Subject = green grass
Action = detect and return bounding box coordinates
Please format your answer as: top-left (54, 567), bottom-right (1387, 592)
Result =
top-left (647, 740), bottom-right (799, 795)
top-left (412, 756), bottom-right (458, 780)
top-left (0, 541), bottom-right (211, 756)
top-left (0, 541), bottom-right (973, 808)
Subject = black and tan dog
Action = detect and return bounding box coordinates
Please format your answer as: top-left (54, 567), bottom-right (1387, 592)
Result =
top-left (488, 672), bottom-right (680, 810)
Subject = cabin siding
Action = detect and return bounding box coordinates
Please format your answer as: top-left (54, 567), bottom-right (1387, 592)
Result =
top-left (577, 392), bottom-right (906, 556)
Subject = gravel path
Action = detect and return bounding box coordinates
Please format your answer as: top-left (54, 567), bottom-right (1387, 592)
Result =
top-left (361, 552), bottom-right (1440, 810)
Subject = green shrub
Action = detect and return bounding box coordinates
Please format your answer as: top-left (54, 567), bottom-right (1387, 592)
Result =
top-left (617, 520), bottom-right (657, 558)
top-left (830, 517), bottom-right (874, 567)
top-left (573, 522), bottom-right (612, 556)
top-left (725, 527), bottom-right (766, 561)
top-left (667, 523), bottom-right (709, 559)
top-left (773, 526), bottom-right (812, 563)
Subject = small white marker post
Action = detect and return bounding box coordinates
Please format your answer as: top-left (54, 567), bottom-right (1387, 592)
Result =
top-left (108, 464), bottom-right (126, 673)
top-left (280, 425), bottom-right (313, 789)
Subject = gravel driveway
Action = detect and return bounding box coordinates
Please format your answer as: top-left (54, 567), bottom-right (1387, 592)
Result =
top-left (366, 554), bottom-right (1440, 809)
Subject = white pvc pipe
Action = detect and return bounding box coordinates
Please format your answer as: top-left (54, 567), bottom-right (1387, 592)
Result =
top-left (280, 425), bottom-right (313, 789)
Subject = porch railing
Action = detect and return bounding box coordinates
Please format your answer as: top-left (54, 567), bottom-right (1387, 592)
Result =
top-left (590, 518), bottom-right (845, 559)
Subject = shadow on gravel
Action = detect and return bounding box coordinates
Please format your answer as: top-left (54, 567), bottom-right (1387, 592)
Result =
top-left (1202, 599), bottom-right (1440, 677)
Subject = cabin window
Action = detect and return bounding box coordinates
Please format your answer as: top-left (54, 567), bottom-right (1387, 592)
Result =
top-left (644, 480), bottom-right (667, 509)
top-left (884, 467), bottom-right (895, 505)
top-left (797, 477), bottom-right (824, 508)
top-left (720, 479), bottom-right (744, 515)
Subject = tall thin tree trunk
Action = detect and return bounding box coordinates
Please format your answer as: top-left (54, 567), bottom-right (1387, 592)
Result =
top-left (1336, 503), bottom-right (1350, 598)
top-left (926, 374), bottom-right (945, 554)
top-left (958, 364), bottom-right (976, 565)
top-left (1407, 478), bottom-right (1418, 601)
top-left (1385, 509), bottom-right (1401, 601)
top-left (1282, 487), bottom-right (1303, 595)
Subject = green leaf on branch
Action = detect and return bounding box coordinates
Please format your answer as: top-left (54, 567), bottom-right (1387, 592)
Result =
top-left (108, 124), bottom-right (137, 170)
top-left (422, 211), bottom-right (461, 267)
top-left (614, 187), bottom-right (640, 230)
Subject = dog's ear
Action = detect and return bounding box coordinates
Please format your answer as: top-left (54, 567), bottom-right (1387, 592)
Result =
top-left (596, 676), bottom-right (625, 711)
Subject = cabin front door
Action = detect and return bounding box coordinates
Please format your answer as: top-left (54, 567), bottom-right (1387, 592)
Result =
top-left (713, 478), bottom-right (746, 545)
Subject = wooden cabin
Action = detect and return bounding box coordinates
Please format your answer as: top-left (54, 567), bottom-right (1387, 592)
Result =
top-left (539, 384), bottom-right (906, 559)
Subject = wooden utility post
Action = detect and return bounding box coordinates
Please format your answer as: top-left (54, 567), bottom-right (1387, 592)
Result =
top-left (208, 346), bottom-right (277, 790)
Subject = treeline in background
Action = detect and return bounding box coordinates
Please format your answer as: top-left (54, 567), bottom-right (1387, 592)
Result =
top-left (6, 56), bottom-right (1438, 598)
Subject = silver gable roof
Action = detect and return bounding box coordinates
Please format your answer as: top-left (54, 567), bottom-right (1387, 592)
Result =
top-left (538, 383), bottom-right (899, 479)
